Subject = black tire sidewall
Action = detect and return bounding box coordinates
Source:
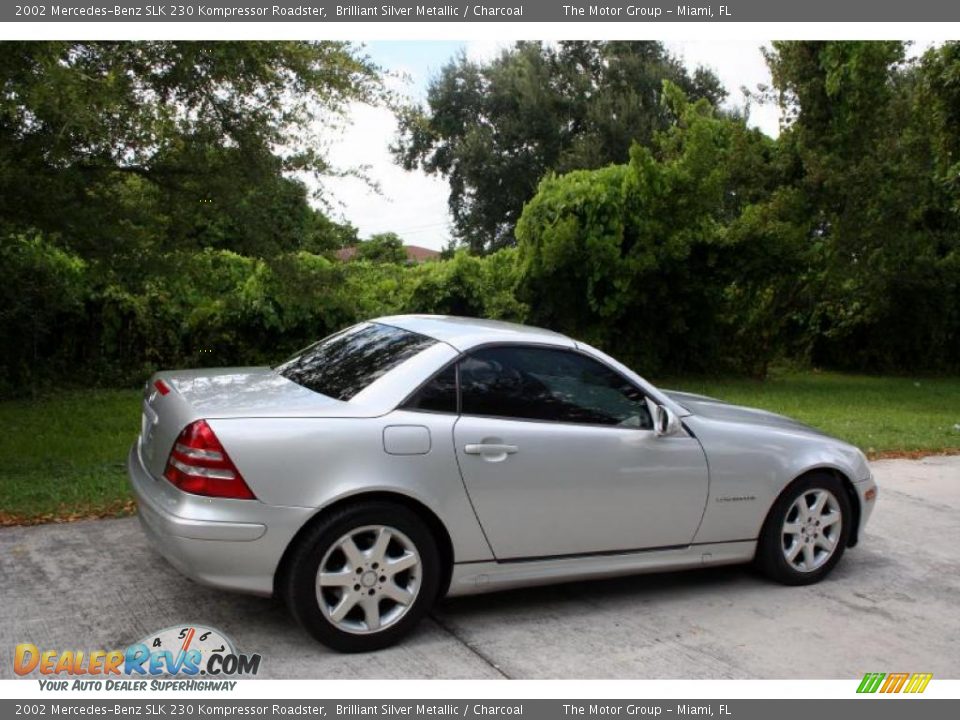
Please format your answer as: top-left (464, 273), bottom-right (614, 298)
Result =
top-left (758, 473), bottom-right (852, 586)
top-left (284, 502), bottom-right (441, 653)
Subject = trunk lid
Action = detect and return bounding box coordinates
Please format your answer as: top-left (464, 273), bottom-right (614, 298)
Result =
top-left (163, 366), bottom-right (348, 417)
top-left (138, 367), bottom-right (354, 479)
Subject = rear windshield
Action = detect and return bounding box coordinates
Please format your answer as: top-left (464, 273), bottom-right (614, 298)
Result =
top-left (276, 323), bottom-right (436, 401)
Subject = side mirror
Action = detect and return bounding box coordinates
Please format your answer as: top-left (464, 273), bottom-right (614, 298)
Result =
top-left (648, 399), bottom-right (682, 437)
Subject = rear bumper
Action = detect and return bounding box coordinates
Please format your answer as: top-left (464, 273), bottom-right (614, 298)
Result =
top-left (127, 442), bottom-right (314, 596)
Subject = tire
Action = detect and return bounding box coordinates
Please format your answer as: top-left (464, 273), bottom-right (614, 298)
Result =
top-left (282, 501), bottom-right (441, 652)
top-left (755, 472), bottom-right (852, 586)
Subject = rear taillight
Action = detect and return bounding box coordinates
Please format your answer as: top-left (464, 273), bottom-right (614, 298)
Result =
top-left (163, 420), bottom-right (256, 500)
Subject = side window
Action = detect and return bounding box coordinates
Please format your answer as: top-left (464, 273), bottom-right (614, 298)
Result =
top-left (403, 363), bottom-right (458, 414)
top-left (458, 346), bottom-right (652, 429)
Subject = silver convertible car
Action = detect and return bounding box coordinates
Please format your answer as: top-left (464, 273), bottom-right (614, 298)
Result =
top-left (129, 315), bottom-right (877, 652)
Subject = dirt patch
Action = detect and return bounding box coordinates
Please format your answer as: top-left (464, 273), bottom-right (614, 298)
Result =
top-left (0, 499), bottom-right (137, 527)
top-left (867, 448), bottom-right (960, 461)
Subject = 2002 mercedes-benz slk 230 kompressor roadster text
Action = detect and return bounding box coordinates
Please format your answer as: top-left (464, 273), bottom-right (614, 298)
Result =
top-left (129, 315), bottom-right (878, 651)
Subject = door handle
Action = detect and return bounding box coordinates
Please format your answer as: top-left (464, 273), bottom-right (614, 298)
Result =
top-left (464, 443), bottom-right (519, 455)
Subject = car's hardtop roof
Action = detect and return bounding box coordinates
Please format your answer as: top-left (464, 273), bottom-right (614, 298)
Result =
top-left (372, 314), bottom-right (575, 352)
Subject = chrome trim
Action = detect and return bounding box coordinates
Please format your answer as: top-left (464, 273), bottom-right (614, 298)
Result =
top-left (174, 443), bottom-right (224, 461)
top-left (168, 456), bottom-right (235, 480)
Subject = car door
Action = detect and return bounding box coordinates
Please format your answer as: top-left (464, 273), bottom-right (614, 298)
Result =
top-left (452, 345), bottom-right (709, 560)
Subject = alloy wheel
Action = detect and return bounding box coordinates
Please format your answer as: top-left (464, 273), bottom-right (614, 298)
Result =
top-left (781, 489), bottom-right (843, 572)
top-left (316, 525), bottom-right (421, 634)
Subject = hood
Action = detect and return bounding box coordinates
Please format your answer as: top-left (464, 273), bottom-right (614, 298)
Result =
top-left (663, 390), bottom-right (831, 438)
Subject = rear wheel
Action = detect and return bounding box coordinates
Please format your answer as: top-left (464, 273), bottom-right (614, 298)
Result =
top-left (283, 501), bottom-right (440, 652)
top-left (756, 473), bottom-right (852, 585)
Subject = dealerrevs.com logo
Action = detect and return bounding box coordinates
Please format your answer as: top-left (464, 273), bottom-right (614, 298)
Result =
top-left (857, 672), bottom-right (933, 694)
top-left (14, 625), bottom-right (261, 690)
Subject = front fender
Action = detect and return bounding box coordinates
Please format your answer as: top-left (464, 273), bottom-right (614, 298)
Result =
top-left (687, 416), bottom-right (869, 544)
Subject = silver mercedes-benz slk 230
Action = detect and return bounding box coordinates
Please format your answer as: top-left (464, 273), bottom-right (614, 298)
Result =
top-left (129, 315), bottom-right (878, 652)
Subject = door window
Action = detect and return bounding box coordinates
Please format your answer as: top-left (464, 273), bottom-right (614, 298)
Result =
top-left (458, 346), bottom-right (652, 428)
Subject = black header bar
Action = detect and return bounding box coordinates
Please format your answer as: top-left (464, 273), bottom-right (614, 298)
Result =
top-left (5, 1), bottom-right (960, 23)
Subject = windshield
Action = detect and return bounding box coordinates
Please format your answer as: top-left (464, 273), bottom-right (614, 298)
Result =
top-left (276, 323), bottom-right (436, 401)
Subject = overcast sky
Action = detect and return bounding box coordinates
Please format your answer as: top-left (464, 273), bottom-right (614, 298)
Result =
top-left (317, 40), bottom-right (781, 250)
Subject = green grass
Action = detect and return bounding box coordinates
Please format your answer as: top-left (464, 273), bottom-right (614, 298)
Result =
top-left (0, 389), bottom-right (140, 522)
top-left (1, 372), bottom-right (958, 523)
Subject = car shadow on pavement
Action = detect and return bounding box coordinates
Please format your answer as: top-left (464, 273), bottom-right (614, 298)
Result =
top-left (434, 563), bottom-right (755, 620)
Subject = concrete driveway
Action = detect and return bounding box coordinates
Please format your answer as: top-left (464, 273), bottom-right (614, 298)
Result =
top-left (2, 456), bottom-right (958, 679)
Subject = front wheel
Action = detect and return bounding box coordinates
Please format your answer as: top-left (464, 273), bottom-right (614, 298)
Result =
top-left (283, 501), bottom-right (441, 652)
top-left (756, 473), bottom-right (852, 585)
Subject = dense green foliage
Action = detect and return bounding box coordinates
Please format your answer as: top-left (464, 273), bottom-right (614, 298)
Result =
top-left (355, 232), bottom-right (408, 263)
top-left (0, 240), bottom-right (524, 395)
top-left (393, 41), bottom-right (726, 252)
top-left (763, 41), bottom-right (960, 371)
top-left (0, 40), bottom-right (381, 394)
top-left (1, 40), bottom-right (958, 397)
top-left (517, 42), bottom-right (960, 375)
top-left (517, 85), bottom-right (787, 375)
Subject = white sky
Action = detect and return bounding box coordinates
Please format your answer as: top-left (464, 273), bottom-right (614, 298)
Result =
top-left (318, 40), bottom-right (782, 250)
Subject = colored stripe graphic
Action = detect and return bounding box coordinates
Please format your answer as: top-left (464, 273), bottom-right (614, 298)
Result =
top-left (857, 672), bottom-right (932, 694)
top-left (881, 672), bottom-right (909, 693)
top-left (904, 673), bottom-right (933, 694)
top-left (857, 673), bottom-right (885, 693)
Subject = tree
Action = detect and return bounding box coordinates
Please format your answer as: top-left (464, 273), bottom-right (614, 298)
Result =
top-left (763, 41), bottom-right (960, 370)
top-left (403, 248), bottom-right (526, 319)
top-left (516, 83), bottom-right (783, 375)
top-left (393, 41), bottom-right (726, 253)
top-left (916, 42), bottom-right (960, 217)
top-left (0, 41), bottom-right (381, 265)
top-left (356, 232), bottom-right (408, 264)
top-left (0, 233), bottom-right (88, 397)
top-left (303, 211), bottom-right (359, 255)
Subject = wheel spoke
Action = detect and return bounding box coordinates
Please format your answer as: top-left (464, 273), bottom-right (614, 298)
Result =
top-left (340, 536), bottom-right (364, 569)
top-left (385, 552), bottom-right (418, 575)
top-left (820, 513), bottom-right (841, 528)
top-left (782, 522), bottom-right (802, 536)
top-left (802, 544), bottom-right (816, 569)
top-left (330, 593), bottom-right (358, 622)
top-left (381, 581), bottom-right (414, 606)
top-left (816, 532), bottom-right (836, 551)
top-left (786, 541), bottom-right (803, 562)
top-left (810, 491), bottom-right (828, 517)
top-left (361, 597), bottom-right (381, 631)
top-left (796, 499), bottom-right (810, 522)
top-left (319, 570), bottom-right (354, 587)
top-left (369, 527), bottom-right (392, 564)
